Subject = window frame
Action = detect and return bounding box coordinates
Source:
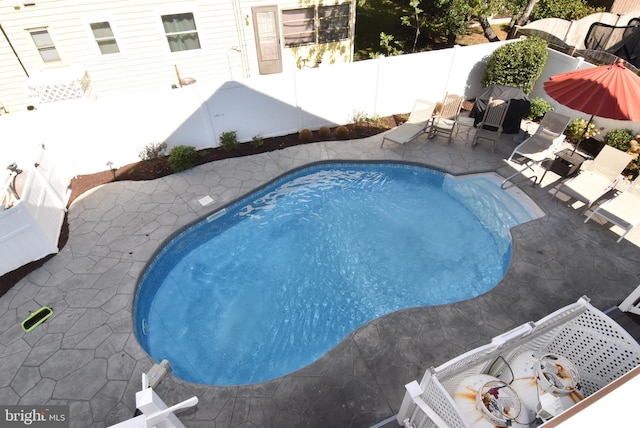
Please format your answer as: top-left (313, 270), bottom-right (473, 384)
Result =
top-left (281, 7), bottom-right (315, 47)
top-left (281, 3), bottom-right (351, 48)
top-left (28, 28), bottom-right (61, 63)
top-left (89, 21), bottom-right (121, 56)
top-left (317, 3), bottom-right (351, 44)
top-left (160, 12), bottom-right (201, 53)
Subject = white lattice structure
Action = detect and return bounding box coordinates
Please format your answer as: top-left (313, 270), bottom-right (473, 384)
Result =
top-left (397, 297), bottom-right (640, 427)
top-left (27, 67), bottom-right (92, 104)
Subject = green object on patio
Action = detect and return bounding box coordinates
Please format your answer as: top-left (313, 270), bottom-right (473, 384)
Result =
top-left (21, 306), bottom-right (53, 332)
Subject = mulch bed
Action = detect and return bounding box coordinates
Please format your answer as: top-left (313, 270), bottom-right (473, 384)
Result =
top-left (0, 117), bottom-right (404, 296)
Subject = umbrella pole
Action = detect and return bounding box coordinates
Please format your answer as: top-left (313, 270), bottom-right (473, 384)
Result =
top-left (571, 115), bottom-right (595, 155)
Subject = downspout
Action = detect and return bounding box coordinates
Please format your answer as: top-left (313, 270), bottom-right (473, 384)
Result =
top-left (231, 0), bottom-right (251, 78)
top-left (1, 23), bottom-right (29, 77)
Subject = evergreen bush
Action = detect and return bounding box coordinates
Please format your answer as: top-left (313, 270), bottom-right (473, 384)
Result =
top-left (299, 129), bottom-right (313, 142)
top-left (528, 98), bottom-right (553, 121)
top-left (219, 131), bottom-right (239, 151)
top-left (168, 145), bottom-right (197, 172)
top-left (334, 126), bottom-right (350, 139)
top-left (481, 37), bottom-right (549, 95)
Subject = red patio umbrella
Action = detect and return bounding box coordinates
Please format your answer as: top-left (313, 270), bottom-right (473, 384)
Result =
top-left (543, 59), bottom-right (640, 152)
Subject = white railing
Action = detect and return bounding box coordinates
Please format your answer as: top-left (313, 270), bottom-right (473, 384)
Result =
top-left (397, 297), bottom-right (640, 427)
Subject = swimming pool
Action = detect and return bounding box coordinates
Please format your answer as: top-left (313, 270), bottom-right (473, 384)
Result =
top-left (134, 162), bottom-right (542, 386)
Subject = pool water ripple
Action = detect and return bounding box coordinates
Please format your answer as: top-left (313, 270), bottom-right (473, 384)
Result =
top-left (134, 162), bottom-right (540, 385)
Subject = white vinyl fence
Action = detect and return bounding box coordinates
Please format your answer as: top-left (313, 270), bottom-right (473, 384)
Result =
top-left (1, 42), bottom-right (508, 176)
top-left (0, 145), bottom-right (72, 276)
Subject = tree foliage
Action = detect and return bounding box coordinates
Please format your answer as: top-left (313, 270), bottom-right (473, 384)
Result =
top-left (530, 0), bottom-right (604, 21)
top-left (481, 36), bottom-right (548, 94)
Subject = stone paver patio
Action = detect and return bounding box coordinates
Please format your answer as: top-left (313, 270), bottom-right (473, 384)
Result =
top-left (1, 130), bottom-right (639, 427)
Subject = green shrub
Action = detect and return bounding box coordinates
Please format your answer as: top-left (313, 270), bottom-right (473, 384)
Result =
top-left (251, 135), bottom-right (264, 148)
top-left (299, 129), bottom-right (313, 142)
top-left (481, 37), bottom-right (549, 95)
top-left (334, 125), bottom-right (350, 139)
top-left (219, 131), bottom-right (239, 151)
top-left (528, 98), bottom-right (553, 121)
top-left (531, 0), bottom-right (604, 21)
top-left (138, 141), bottom-right (167, 160)
top-left (604, 128), bottom-right (635, 151)
top-left (168, 145), bottom-right (197, 172)
top-left (564, 118), bottom-right (602, 143)
top-left (318, 126), bottom-right (332, 139)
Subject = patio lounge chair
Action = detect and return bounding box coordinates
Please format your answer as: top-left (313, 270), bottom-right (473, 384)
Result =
top-left (500, 111), bottom-right (571, 189)
top-left (427, 93), bottom-right (464, 144)
top-left (554, 145), bottom-right (633, 208)
top-left (471, 97), bottom-right (511, 152)
top-left (380, 99), bottom-right (436, 155)
top-left (584, 176), bottom-right (640, 242)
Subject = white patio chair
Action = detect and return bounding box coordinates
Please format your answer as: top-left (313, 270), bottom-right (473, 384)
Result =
top-left (500, 111), bottom-right (571, 189)
top-left (584, 175), bottom-right (640, 242)
top-left (380, 99), bottom-right (436, 155)
top-left (554, 145), bottom-right (633, 209)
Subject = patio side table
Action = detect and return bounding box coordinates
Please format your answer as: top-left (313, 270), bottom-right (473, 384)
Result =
top-left (550, 149), bottom-right (586, 177)
top-left (455, 116), bottom-right (476, 145)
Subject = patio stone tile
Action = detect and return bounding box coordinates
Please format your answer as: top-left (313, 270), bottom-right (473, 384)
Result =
top-left (11, 365), bottom-right (41, 396)
top-left (86, 288), bottom-right (118, 309)
top-left (90, 380), bottom-right (127, 421)
top-left (18, 378), bottom-right (56, 405)
top-left (64, 309), bottom-right (110, 338)
top-left (76, 325), bottom-right (112, 350)
top-left (53, 358), bottom-right (108, 400)
top-left (0, 350), bottom-right (29, 387)
top-left (95, 333), bottom-right (129, 360)
top-left (107, 352), bottom-right (136, 381)
top-left (100, 294), bottom-right (131, 315)
top-left (40, 349), bottom-right (95, 380)
top-left (57, 273), bottom-right (100, 293)
top-left (0, 386), bottom-right (20, 404)
top-left (24, 337), bottom-right (63, 366)
top-left (41, 307), bottom-right (85, 334)
top-left (69, 400), bottom-right (94, 428)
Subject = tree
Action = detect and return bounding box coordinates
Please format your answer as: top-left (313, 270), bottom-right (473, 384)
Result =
top-left (401, 0), bottom-right (427, 52)
top-left (507, 0), bottom-right (540, 39)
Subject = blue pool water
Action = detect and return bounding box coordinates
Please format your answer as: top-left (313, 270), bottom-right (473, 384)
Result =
top-left (134, 162), bottom-right (539, 386)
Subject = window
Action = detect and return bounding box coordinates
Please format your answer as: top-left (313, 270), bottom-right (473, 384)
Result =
top-left (161, 13), bottom-right (200, 52)
top-left (30, 29), bottom-right (60, 63)
top-left (318, 4), bottom-right (351, 43)
top-left (282, 8), bottom-right (314, 46)
top-left (90, 22), bottom-right (120, 55)
top-left (281, 4), bottom-right (351, 47)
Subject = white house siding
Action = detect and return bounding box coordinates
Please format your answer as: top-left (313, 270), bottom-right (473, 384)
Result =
top-left (0, 0), bottom-right (355, 112)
